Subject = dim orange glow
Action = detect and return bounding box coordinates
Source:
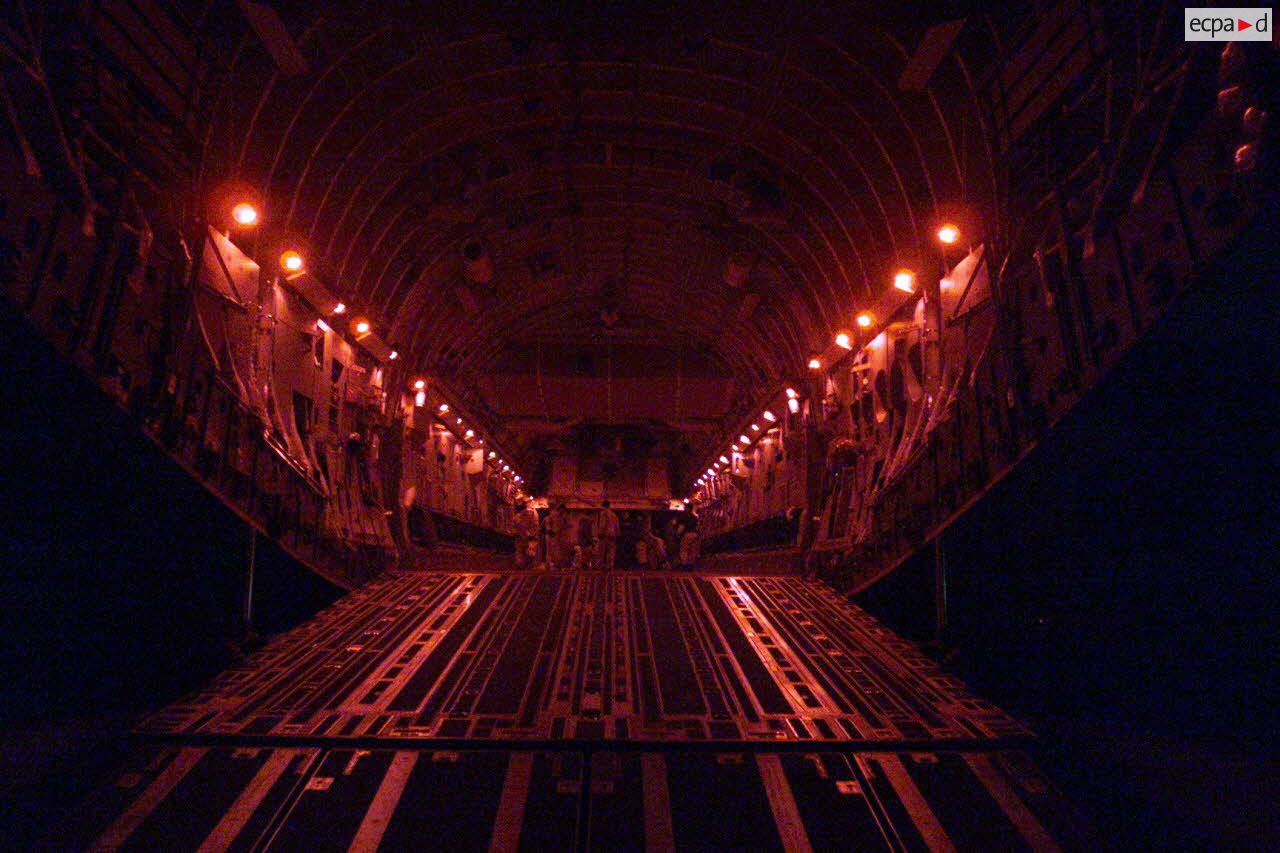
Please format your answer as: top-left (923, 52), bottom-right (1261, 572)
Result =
top-left (438, 403), bottom-right (449, 414)
top-left (231, 203), bottom-right (258, 226)
top-left (856, 312), bottom-right (873, 328)
top-left (414, 391), bottom-right (426, 407)
top-left (835, 331), bottom-right (852, 349)
top-left (937, 224), bottom-right (960, 244)
top-left (333, 302), bottom-right (347, 315)
top-left (788, 397), bottom-right (800, 414)
top-left (894, 270), bottom-right (916, 293)
top-left (762, 410), bottom-right (777, 422)
top-left (280, 250), bottom-right (304, 272)
top-left (413, 379), bottom-right (425, 390)
top-left (807, 357), bottom-right (821, 371)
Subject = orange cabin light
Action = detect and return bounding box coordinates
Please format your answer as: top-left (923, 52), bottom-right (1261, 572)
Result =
top-left (438, 403), bottom-right (449, 414)
top-left (414, 390), bottom-right (426, 407)
top-left (413, 379), bottom-right (426, 391)
top-left (316, 319), bottom-right (331, 333)
top-left (456, 417), bottom-right (463, 425)
top-left (739, 434), bottom-right (751, 445)
top-left (280, 250), bottom-right (304, 272)
top-left (762, 410), bottom-right (777, 422)
top-left (856, 312), bottom-right (873, 328)
top-left (333, 302), bottom-right (347, 315)
top-left (937, 224), bottom-right (960, 244)
top-left (893, 270), bottom-right (916, 293)
top-left (835, 332), bottom-right (852, 350)
top-left (808, 357), bottom-right (822, 370)
top-left (732, 444), bottom-right (741, 452)
top-left (751, 423), bottom-right (760, 431)
top-left (785, 388), bottom-right (797, 399)
top-left (489, 451), bottom-right (497, 459)
top-left (231, 203), bottom-right (258, 226)
top-left (388, 350), bottom-right (398, 360)
top-left (788, 397), bottom-right (800, 414)
top-left (719, 455), bottom-right (729, 464)
top-left (464, 429), bottom-right (475, 439)
top-left (353, 319), bottom-right (371, 335)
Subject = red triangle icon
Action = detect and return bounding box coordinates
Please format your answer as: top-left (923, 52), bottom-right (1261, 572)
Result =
top-left (1239, 18), bottom-right (1253, 29)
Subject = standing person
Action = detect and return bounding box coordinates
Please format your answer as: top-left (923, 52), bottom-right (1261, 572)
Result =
top-left (544, 501), bottom-right (569, 569)
top-left (596, 500), bottom-right (619, 570)
top-left (575, 512), bottom-right (596, 570)
top-left (513, 500), bottom-right (541, 569)
top-left (664, 516), bottom-right (682, 564)
top-left (679, 518), bottom-right (701, 571)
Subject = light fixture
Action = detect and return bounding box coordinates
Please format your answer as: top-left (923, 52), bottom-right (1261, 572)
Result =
top-left (353, 318), bottom-right (371, 336)
top-left (856, 312), bottom-right (873, 328)
top-left (456, 417), bottom-right (463, 425)
top-left (231, 203), bottom-right (258, 226)
top-left (489, 451), bottom-right (497, 459)
top-left (413, 379), bottom-right (425, 390)
top-left (835, 332), bottom-right (852, 350)
top-left (719, 455), bottom-right (729, 464)
top-left (788, 397), bottom-right (800, 414)
top-left (438, 403), bottom-right (449, 414)
top-left (808, 357), bottom-right (822, 370)
top-left (502, 465), bottom-right (510, 472)
top-left (785, 388), bottom-right (797, 399)
top-left (280, 250), bottom-right (304, 272)
top-left (388, 350), bottom-right (398, 360)
top-left (316, 319), bottom-right (331, 333)
top-left (894, 269), bottom-right (916, 293)
top-left (751, 423), bottom-right (760, 431)
top-left (762, 410), bottom-right (777, 422)
top-left (464, 429), bottom-right (474, 439)
top-left (414, 391), bottom-right (426, 407)
top-left (739, 434), bottom-right (751, 445)
top-left (937, 224), bottom-right (960, 245)
top-left (732, 444), bottom-right (741, 452)
top-left (333, 302), bottom-right (347, 315)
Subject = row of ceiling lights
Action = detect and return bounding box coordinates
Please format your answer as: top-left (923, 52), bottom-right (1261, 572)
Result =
top-left (693, 403), bottom-right (789, 495)
top-left (229, 202), bottom-right (398, 361)
top-left (692, 223), bottom-right (964, 496)
top-left (408, 382), bottom-right (525, 489)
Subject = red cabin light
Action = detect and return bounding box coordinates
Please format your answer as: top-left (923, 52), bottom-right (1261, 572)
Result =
top-left (231, 203), bottom-right (258, 226)
top-left (280, 250), bottom-right (304, 272)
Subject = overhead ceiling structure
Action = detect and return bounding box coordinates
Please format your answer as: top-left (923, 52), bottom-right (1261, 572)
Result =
top-left (201, 1), bottom-right (1005, 473)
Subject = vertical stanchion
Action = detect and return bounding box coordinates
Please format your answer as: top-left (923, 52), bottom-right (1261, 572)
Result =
top-left (243, 526), bottom-right (257, 635)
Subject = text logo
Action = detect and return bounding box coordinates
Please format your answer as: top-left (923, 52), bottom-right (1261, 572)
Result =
top-left (1185, 7), bottom-right (1272, 40)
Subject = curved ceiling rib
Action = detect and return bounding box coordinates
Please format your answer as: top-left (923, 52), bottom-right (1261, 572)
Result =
top-left (199, 3), bottom-right (1001, 467)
